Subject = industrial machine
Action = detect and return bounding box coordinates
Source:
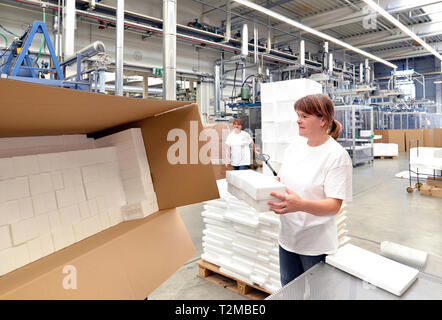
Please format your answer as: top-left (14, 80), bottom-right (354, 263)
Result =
top-left (0, 20), bottom-right (108, 92)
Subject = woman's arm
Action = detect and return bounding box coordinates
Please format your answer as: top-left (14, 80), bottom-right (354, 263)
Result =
top-left (268, 188), bottom-right (342, 216)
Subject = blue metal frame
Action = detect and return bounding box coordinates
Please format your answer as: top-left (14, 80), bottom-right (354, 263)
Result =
top-left (10, 21), bottom-right (64, 80)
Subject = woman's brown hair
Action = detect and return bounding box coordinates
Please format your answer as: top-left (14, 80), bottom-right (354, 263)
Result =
top-left (232, 119), bottom-right (243, 126)
top-left (294, 93), bottom-right (342, 140)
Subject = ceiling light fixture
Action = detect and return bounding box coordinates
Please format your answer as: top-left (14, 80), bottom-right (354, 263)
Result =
top-left (362, 0), bottom-right (442, 62)
top-left (232, 0), bottom-right (397, 69)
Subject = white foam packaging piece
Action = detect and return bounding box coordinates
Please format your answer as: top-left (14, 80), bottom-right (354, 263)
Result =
top-left (373, 143), bottom-right (398, 157)
top-left (326, 244), bottom-right (419, 296)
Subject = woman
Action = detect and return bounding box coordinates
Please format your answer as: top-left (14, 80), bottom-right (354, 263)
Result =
top-left (225, 119), bottom-right (255, 170)
top-left (267, 94), bottom-right (352, 286)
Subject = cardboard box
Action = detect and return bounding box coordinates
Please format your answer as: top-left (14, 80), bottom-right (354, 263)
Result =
top-left (383, 130), bottom-right (405, 152)
top-left (431, 187), bottom-right (442, 198)
top-left (435, 129), bottom-right (442, 148)
top-left (423, 129), bottom-right (435, 148)
top-left (426, 177), bottom-right (442, 188)
top-left (419, 184), bottom-right (433, 196)
top-left (212, 164), bottom-right (227, 181)
top-left (404, 129), bottom-right (424, 151)
top-left (0, 79), bottom-right (219, 299)
top-left (373, 130), bottom-right (385, 143)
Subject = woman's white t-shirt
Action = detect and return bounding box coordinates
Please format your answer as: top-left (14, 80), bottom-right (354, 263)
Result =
top-left (277, 136), bottom-right (352, 256)
top-left (225, 130), bottom-right (253, 166)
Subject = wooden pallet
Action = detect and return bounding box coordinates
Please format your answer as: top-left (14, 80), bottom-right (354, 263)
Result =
top-left (374, 156), bottom-right (397, 159)
top-left (197, 259), bottom-right (272, 300)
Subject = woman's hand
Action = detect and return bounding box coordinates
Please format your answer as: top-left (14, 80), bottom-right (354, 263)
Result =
top-left (268, 188), bottom-right (304, 214)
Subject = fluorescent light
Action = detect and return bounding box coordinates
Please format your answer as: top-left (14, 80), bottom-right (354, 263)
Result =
top-left (232, 0), bottom-right (397, 69)
top-left (363, 0), bottom-right (442, 62)
top-left (434, 80), bottom-right (442, 84)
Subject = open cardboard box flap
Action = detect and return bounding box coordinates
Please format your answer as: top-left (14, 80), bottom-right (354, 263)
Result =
top-left (0, 79), bottom-right (220, 299)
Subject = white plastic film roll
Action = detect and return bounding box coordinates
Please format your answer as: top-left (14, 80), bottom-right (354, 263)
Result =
top-left (380, 241), bottom-right (428, 268)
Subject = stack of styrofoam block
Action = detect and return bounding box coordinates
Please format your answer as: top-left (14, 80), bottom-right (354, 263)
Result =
top-left (409, 147), bottom-right (442, 176)
top-left (0, 129), bottom-right (159, 276)
top-left (373, 143), bottom-right (399, 157)
top-left (0, 135), bottom-right (95, 158)
top-left (0, 146), bottom-right (127, 276)
top-left (201, 179), bottom-right (282, 293)
top-left (95, 128), bottom-right (158, 220)
top-left (260, 79), bottom-right (322, 176)
top-left (337, 203), bottom-right (350, 247)
top-left (225, 170), bottom-right (285, 212)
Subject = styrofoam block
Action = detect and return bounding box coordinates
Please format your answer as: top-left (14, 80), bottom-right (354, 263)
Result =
top-left (51, 225), bottom-right (75, 251)
top-left (261, 122), bottom-right (277, 142)
top-left (14, 243), bottom-right (30, 269)
top-left (0, 157), bottom-right (14, 180)
top-left (62, 168), bottom-right (83, 187)
top-left (203, 242), bottom-right (233, 257)
top-left (108, 207), bottom-right (124, 226)
top-left (10, 219), bottom-right (28, 245)
top-left (81, 164), bottom-right (102, 184)
top-left (27, 214), bottom-right (51, 240)
top-left (219, 267), bottom-right (252, 284)
top-left (37, 153), bottom-right (62, 173)
top-left (0, 201), bottom-right (20, 226)
top-left (12, 155), bottom-right (39, 177)
top-left (78, 201), bottom-right (90, 220)
top-left (239, 172), bottom-right (285, 200)
top-left (56, 186), bottom-right (86, 208)
top-left (275, 101), bottom-right (296, 122)
top-left (338, 236), bottom-right (351, 247)
top-left (59, 205), bottom-right (81, 226)
top-left (326, 244), bottom-right (419, 296)
top-left (5, 177), bottom-right (31, 201)
top-left (84, 181), bottom-right (103, 200)
top-left (51, 171), bottom-right (64, 190)
top-left (87, 199), bottom-right (99, 216)
top-left (0, 225), bottom-right (12, 251)
top-left (47, 210), bottom-right (61, 229)
top-left (27, 237), bottom-right (43, 263)
top-left (97, 211), bottom-right (111, 231)
top-left (203, 229), bottom-right (233, 243)
top-left (17, 198), bottom-right (34, 220)
top-left (29, 173), bottom-right (54, 195)
top-left (39, 233), bottom-right (54, 257)
top-left (261, 102), bottom-right (276, 121)
top-left (122, 200), bottom-right (158, 220)
top-left (203, 218), bottom-right (231, 229)
top-left (0, 247), bottom-right (16, 276)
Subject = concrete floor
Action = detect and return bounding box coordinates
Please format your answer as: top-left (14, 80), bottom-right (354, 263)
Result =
top-left (149, 152), bottom-right (442, 299)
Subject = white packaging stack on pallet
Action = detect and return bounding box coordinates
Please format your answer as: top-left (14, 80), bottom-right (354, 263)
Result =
top-left (373, 143), bottom-right (399, 157)
top-left (0, 128), bottom-right (159, 276)
top-left (201, 179), bottom-right (282, 293)
top-left (95, 128), bottom-right (158, 220)
top-left (260, 79), bottom-right (322, 176)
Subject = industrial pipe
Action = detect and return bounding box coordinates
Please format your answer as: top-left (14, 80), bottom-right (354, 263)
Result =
top-left (163, 0), bottom-right (177, 100)
top-left (115, 0), bottom-right (124, 96)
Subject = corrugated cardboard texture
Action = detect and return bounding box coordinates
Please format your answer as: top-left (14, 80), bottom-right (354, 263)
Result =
top-left (374, 129), bottom-right (385, 143)
top-left (435, 129), bottom-right (442, 148)
top-left (404, 129), bottom-right (424, 151)
top-left (423, 129), bottom-right (434, 147)
top-left (385, 130), bottom-right (405, 152)
top-left (426, 177), bottom-right (442, 188)
top-left (0, 79), bottom-right (187, 137)
top-left (0, 209), bottom-right (196, 299)
top-left (135, 104), bottom-right (220, 209)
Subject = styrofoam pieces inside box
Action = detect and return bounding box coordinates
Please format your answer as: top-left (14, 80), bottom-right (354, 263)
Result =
top-left (0, 130), bottom-right (159, 276)
top-left (95, 128), bottom-right (158, 219)
top-left (202, 180), bottom-right (282, 293)
top-left (0, 146), bottom-right (129, 276)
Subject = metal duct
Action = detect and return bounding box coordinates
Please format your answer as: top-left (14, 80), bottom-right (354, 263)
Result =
top-left (360, 63), bottom-right (364, 83)
top-left (300, 40), bottom-right (305, 67)
top-left (214, 64), bottom-right (221, 113)
top-left (163, 0), bottom-right (177, 100)
top-left (64, 0), bottom-right (75, 57)
top-left (61, 41), bottom-right (106, 66)
top-left (241, 23), bottom-right (248, 57)
top-left (115, 0), bottom-right (124, 96)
